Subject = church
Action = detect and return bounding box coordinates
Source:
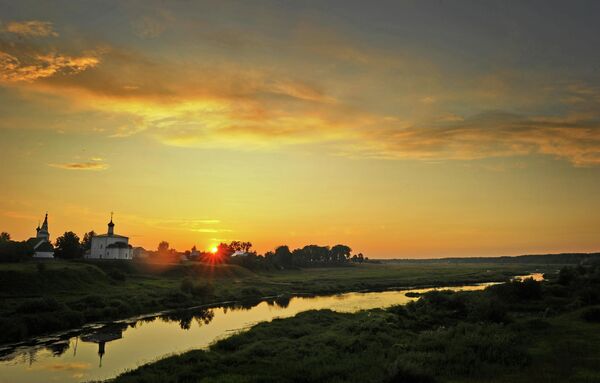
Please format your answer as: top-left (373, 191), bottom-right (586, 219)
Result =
top-left (86, 215), bottom-right (133, 260)
top-left (27, 213), bottom-right (55, 258)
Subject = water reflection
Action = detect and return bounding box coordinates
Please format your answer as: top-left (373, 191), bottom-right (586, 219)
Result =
top-left (0, 274), bottom-right (542, 383)
top-left (80, 325), bottom-right (125, 367)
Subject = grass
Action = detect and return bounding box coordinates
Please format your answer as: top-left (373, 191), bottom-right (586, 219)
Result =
top-left (110, 263), bottom-right (600, 383)
top-left (0, 259), bottom-right (551, 344)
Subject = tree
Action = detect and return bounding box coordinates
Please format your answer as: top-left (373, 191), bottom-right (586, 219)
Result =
top-left (241, 241), bottom-right (253, 253)
top-left (0, 232), bottom-right (10, 242)
top-left (55, 232), bottom-right (82, 259)
top-left (158, 241), bottom-right (169, 254)
top-left (331, 245), bottom-right (352, 263)
top-left (217, 243), bottom-right (234, 258)
top-left (275, 245), bottom-right (293, 267)
top-left (82, 231), bottom-right (96, 251)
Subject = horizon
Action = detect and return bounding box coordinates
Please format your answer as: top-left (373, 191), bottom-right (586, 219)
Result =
top-left (2, 1), bottom-right (600, 258)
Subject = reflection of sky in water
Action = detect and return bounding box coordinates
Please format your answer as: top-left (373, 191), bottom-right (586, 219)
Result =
top-left (0, 273), bottom-right (543, 383)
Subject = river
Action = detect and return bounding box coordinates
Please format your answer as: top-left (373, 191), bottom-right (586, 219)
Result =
top-left (0, 273), bottom-right (544, 383)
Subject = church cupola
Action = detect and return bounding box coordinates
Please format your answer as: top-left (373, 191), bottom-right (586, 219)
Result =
top-left (37, 213), bottom-right (50, 240)
top-left (107, 213), bottom-right (115, 236)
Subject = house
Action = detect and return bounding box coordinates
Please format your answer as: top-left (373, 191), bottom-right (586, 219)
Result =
top-left (27, 213), bottom-right (54, 258)
top-left (86, 214), bottom-right (133, 260)
top-left (132, 246), bottom-right (149, 259)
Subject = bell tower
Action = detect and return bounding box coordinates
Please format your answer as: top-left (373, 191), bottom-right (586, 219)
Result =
top-left (107, 212), bottom-right (115, 236)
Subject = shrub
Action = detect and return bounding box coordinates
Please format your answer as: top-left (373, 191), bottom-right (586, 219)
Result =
top-left (582, 306), bottom-right (600, 323)
top-left (558, 267), bottom-right (577, 285)
top-left (16, 297), bottom-right (63, 314)
top-left (191, 282), bottom-right (214, 298)
top-left (386, 359), bottom-right (437, 383)
top-left (108, 269), bottom-right (127, 281)
top-left (180, 278), bottom-right (194, 294)
top-left (81, 294), bottom-right (107, 308)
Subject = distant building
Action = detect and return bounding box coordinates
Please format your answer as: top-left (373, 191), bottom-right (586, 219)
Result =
top-left (27, 213), bottom-right (54, 258)
top-left (132, 246), bottom-right (149, 259)
top-left (189, 246), bottom-right (200, 259)
top-left (86, 215), bottom-right (133, 260)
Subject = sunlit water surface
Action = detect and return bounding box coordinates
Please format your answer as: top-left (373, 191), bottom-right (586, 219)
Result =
top-left (0, 273), bottom-right (543, 383)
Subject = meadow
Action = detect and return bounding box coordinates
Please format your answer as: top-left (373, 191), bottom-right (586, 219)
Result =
top-left (111, 262), bottom-right (600, 383)
top-left (0, 260), bottom-right (549, 344)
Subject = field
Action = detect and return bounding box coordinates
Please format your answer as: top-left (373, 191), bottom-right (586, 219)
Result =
top-left (111, 263), bottom-right (600, 383)
top-left (0, 260), bottom-right (551, 344)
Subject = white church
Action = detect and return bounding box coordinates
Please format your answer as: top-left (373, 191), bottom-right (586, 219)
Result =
top-left (86, 214), bottom-right (133, 260)
top-left (27, 213), bottom-right (55, 258)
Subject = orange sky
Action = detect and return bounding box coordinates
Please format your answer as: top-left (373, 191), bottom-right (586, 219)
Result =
top-left (1, 1), bottom-right (600, 257)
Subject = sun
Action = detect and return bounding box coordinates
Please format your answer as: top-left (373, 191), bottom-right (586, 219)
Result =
top-left (210, 246), bottom-right (218, 254)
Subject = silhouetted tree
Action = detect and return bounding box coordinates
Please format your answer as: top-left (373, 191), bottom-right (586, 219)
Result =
top-left (81, 230), bottom-right (96, 251)
top-left (55, 232), bottom-right (82, 259)
top-left (275, 245), bottom-right (293, 267)
top-left (158, 241), bottom-right (169, 254)
top-left (241, 241), bottom-right (253, 253)
top-left (217, 243), bottom-right (234, 258)
top-left (0, 232), bottom-right (10, 242)
top-left (331, 244), bottom-right (352, 263)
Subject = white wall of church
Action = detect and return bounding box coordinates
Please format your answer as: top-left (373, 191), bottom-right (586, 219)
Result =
top-left (88, 236), bottom-right (132, 260)
top-left (33, 251), bottom-right (54, 259)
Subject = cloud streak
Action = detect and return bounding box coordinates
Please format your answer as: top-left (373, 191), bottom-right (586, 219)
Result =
top-left (3, 20), bottom-right (58, 37)
top-left (351, 112), bottom-right (600, 166)
top-left (48, 161), bottom-right (109, 170)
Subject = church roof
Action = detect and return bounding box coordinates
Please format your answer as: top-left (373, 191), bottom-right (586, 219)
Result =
top-left (26, 237), bottom-right (44, 248)
top-left (95, 234), bottom-right (128, 239)
top-left (35, 241), bottom-right (54, 252)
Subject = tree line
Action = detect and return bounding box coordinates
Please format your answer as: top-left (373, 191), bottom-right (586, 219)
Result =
top-left (1, 230), bottom-right (367, 269)
top-left (214, 241), bottom-right (368, 270)
top-left (0, 230), bottom-right (96, 261)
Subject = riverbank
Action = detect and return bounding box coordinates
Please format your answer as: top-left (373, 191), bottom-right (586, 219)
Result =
top-left (110, 263), bottom-right (600, 383)
top-left (0, 260), bottom-right (553, 345)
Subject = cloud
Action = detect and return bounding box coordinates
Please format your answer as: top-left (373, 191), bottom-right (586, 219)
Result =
top-left (48, 161), bottom-right (109, 170)
top-left (356, 112), bottom-right (600, 166)
top-left (0, 50), bottom-right (100, 82)
top-left (3, 20), bottom-right (58, 37)
top-left (2, 18), bottom-right (600, 168)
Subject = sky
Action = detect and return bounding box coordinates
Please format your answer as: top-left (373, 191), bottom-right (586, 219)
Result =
top-left (1, 0), bottom-right (599, 258)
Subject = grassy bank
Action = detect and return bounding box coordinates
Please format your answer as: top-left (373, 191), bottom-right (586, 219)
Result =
top-left (0, 260), bottom-right (550, 344)
top-left (110, 262), bottom-right (600, 383)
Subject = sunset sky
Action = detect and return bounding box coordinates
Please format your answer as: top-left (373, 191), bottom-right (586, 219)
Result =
top-left (1, 0), bottom-right (599, 258)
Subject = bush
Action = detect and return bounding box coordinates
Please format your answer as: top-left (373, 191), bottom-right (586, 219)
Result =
top-left (108, 269), bottom-right (127, 281)
top-left (558, 267), bottom-right (577, 285)
top-left (386, 360), bottom-right (437, 383)
top-left (16, 297), bottom-right (64, 314)
top-left (191, 282), bottom-right (214, 298)
top-left (582, 306), bottom-right (600, 323)
top-left (81, 294), bottom-right (107, 308)
top-left (180, 278), bottom-right (194, 294)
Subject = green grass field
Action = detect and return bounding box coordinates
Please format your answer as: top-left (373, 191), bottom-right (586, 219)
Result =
top-left (110, 263), bottom-right (600, 383)
top-left (0, 260), bottom-right (552, 344)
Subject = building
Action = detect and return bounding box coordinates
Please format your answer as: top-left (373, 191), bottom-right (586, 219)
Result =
top-left (86, 215), bottom-right (133, 260)
top-left (132, 246), bottom-right (149, 259)
top-left (27, 213), bottom-right (54, 258)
